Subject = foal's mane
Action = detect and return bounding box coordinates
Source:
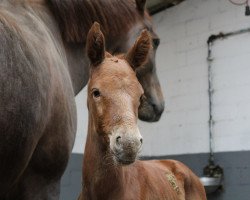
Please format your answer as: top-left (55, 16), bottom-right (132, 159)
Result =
top-left (47, 0), bottom-right (143, 43)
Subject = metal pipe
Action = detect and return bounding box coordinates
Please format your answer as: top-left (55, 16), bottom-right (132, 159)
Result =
top-left (207, 42), bottom-right (214, 165)
top-left (206, 27), bottom-right (250, 164)
top-left (207, 28), bottom-right (250, 44)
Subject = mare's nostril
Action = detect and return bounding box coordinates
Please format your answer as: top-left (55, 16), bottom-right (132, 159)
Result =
top-left (152, 103), bottom-right (164, 116)
top-left (116, 136), bottom-right (121, 145)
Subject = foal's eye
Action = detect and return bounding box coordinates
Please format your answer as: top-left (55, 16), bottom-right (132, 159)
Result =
top-left (152, 38), bottom-right (160, 48)
top-left (92, 89), bottom-right (101, 98)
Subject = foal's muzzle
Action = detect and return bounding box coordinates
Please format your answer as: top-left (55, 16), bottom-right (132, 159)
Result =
top-left (111, 132), bottom-right (143, 165)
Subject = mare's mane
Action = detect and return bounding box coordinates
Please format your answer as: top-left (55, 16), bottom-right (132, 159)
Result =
top-left (47, 0), bottom-right (143, 43)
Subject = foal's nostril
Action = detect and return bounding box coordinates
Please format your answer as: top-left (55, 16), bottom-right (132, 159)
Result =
top-left (116, 136), bottom-right (121, 145)
top-left (140, 138), bottom-right (143, 144)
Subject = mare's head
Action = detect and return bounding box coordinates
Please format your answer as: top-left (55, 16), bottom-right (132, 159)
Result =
top-left (87, 22), bottom-right (151, 165)
top-left (48, 0), bottom-right (164, 122)
top-left (107, 0), bottom-right (165, 122)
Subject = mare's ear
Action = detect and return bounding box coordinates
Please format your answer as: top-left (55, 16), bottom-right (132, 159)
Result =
top-left (86, 22), bottom-right (105, 66)
top-left (125, 30), bottom-right (152, 70)
top-left (136, 0), bottom-right (146, 13)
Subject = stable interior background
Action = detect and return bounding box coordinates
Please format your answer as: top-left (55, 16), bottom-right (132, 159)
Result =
top-left (60, 0), bottom-right (250, 199)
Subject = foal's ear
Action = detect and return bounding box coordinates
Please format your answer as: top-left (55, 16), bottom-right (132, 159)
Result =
top-left (136, 0), bottom-right (146, 13)
top-left (125, 30), bottom-right (152, 70)
top-left (87, 22), bottom-right (105, 66)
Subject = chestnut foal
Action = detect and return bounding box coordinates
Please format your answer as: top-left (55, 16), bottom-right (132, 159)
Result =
top-left (78, 23), bottom-right (207, 200)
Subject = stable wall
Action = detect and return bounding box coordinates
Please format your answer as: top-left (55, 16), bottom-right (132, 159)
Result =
top-left (61, 0), bottom-right (250, 199)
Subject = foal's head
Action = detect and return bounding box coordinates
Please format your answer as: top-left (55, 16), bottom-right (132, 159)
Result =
top-left (87, 22), bottom-right (151, 165)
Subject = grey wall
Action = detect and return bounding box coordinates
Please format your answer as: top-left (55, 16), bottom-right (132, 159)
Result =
top-left (60, 151), bottom-right (250, 200)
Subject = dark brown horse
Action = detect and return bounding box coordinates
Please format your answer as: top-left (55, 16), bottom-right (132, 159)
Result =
top-left (0, 0), bottom-right (164, 199)
top-left (78, 23), bottom-right (206, 200)
top-left (47, 0), bottom-right (165, 122)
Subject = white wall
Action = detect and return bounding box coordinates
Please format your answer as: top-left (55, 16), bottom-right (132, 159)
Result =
top-left (72, 0), bottom-right (250, 156)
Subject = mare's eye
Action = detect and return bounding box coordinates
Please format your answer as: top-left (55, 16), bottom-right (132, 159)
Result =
top-left (153, 38), bottom-right (160, 48)
top-left (92, 89), bottom-right (101, 98)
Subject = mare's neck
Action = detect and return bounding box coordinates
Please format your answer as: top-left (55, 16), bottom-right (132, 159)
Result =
top-left (25, 0), bottom-right (90, 95)
top-left (44, 0), bottom-right (135, 94)
top-left (62, 43), bottom-right (90, 95)
top-left (82, 115), bottom-right (124, 199)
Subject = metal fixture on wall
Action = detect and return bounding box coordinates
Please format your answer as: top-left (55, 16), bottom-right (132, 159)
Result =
top-left (200, 27), bottom-right (250, 194)
top-left (200, 39), bottom-right (224, 195)
top-left (228, 0), bottom-right (250, 16)
top-left (146, 0), bottom-right (185, 15)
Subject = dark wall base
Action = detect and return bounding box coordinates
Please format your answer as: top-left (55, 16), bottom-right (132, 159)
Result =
top-left (60, 154), bottom-right (82, 200)
top-left (60, 151), bottom-right (250, 200)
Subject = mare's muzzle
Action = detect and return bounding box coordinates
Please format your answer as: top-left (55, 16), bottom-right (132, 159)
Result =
top-left (139, 98), bottom-right (164, 122)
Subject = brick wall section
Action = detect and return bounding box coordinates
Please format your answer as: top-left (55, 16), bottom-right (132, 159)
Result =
top-left (72, 0), bottom-right (250, 156)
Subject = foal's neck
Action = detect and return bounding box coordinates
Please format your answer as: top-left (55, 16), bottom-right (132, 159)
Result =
top-left (83, 115), bottom-right (124, 199)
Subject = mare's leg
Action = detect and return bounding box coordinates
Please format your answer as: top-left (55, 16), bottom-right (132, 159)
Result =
top-left (8, 94), bottom-right (77, 200)
top-left (5, 107), bottom-right (76, 199)
top-left (0, 131), bottom-right (39, 198)
top-left (4, 173), bottom-right (60, 200)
